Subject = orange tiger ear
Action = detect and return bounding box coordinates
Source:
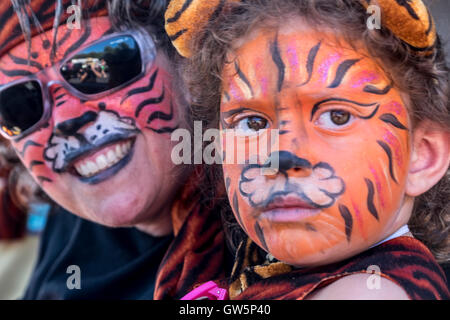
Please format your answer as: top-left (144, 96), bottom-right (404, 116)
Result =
top-left (165, 0), bottom-right (240, 58)
top-left (360, 0), bottom-right (436, 54)
top-left (165, 0), bottom-right (437, 58)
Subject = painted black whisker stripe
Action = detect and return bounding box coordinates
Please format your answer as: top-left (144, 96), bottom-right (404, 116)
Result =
top-left (379, 113), bottom-right (408, 130)
top-left (254, 222), bottom-right (269, 252)
top-left (55, 94), bottom-right (66, 100)
top-left (225, 177), bottom-right (231, 192)
top-left (360, 104), bottom-right (380, 119)
top-left (235, 61), bottom-right (254, 97)
top-left (339, 204), bottom-right (353, 242)
top-left (223, 91), bottom-right (230, 102)
top-left (50, 0), bottom-right (64, 60)
top-left (56, 101), bottom-right (66, 107)
top-left (135, 87), bottom-right (165, 118)
top-left (305, 223), bottom-right (317, 232)
top-left (233, 192), bottom-right (245, 230)
top-left (364, 178), bottom-right (379, 221)
top-left (0, 68), bottom-right (33, 77)
top-left (63, 20), bottom-right (91, 59)
top-left (147, 100), bottom-right (174, 124)
top-left (53, 87), bottom-right (63, 94)
top-left (8, 53), bottom-right (43, 70)
top-left (20, 140), bottom-right (43, 157)
top-left (146, 125), bottom-right (179, 134)
top-left (377, 140), bottom-right (398, 184)
top-left (37, 176), bottom-right (53, 184)
top-left (0, 7), bottom-right (14, 31)
top-left (57, 28), bottom-right (72, 46)
top-left (297, 41), bottom-right (321, 87)
top-left (121, 69), bottom-right (158, 105)
top-left (100, 27), bottom-right (115, 38)
top-left (29, 160), bottom-right (45, 171)
top-left (310, 98), bottom-right (377, 121)
top-left (328, 59), bottom-right (360, 89)
top-left (363, 84), bottom-right (392, 95)
top-left (270, 36), bottom-right (285, 92)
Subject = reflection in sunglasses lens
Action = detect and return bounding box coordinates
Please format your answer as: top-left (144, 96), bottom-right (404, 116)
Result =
top-left (60, 35), bottom-right (142, 95)
top-left (0, 80), bottom-right (43, 137)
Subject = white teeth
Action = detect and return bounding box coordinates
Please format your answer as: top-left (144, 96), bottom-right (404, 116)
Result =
top-left (96, 155), bottom-right (108, 170)
top-left (106, 150), bottom-right (117, 163)
top-left (80, 163), bottom-right (89, 177)
top-left (115, 144), bottom-right (123, 158)
top-left (86, 161), bottom-right (98, 175)
top-left (74, 140), bottom-right (133, 178)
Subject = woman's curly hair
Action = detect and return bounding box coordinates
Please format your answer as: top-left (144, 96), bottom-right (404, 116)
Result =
top-left (182, 0), bottom-right (450, 263)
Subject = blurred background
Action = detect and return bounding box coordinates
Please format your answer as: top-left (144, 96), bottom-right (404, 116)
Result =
top-left (429, 0), bottom-right (450, 65)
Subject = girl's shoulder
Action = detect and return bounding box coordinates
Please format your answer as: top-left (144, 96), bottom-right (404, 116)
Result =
top-left (232, 237), bottom-right (449, 300)
top-left (306, 273), bottom-right (410, 300)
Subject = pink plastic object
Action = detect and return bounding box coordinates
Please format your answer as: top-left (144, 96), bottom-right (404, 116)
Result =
top-left (181, 281), bottom-right (228, 300)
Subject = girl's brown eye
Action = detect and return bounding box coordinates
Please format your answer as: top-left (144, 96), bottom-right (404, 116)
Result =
top-left (247, 117), bottom-right (268, 131)
top-left (330, 110), bottom-right (350, 125)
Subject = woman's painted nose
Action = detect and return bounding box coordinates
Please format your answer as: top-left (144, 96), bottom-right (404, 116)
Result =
top-left (55, 111), bottom-right (98, 136)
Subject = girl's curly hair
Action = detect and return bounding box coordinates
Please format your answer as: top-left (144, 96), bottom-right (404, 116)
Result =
top-left (182, 0), bottom-right (450, 263)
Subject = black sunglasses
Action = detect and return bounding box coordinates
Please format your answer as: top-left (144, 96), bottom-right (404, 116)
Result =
top-left (0, 30), bottom-right (156, 140)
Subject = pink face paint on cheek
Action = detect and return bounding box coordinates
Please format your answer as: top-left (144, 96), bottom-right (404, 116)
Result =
top-left (228, 80), bottom-right (244, 101)
top-left (350, 71), bottom-right (380, 89)
top-left (259, 77), bottom-right (269, 96)
top-left (318, 53), bottom-right (341, 83)
top-left (370, 165), bottom-right (386, 208)
top-left (286, 44), bottom-right (300, 74)
top-left (254, 59), bottom-right (269, 96)
top-left (383, 129), bottom-right (403, 168)
top-left (383, 101), bottom-right (404, 116)
top-left (351, 200), bottom-right (367, 240)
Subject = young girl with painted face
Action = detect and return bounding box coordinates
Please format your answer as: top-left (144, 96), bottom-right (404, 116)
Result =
top-left (164, 0), bottom-right (450, 299)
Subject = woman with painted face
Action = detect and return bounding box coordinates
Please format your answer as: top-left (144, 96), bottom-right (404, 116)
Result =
top-left (165, 0), bottom-right (450, 299)
top-left (0, 0), bottom-right (230, 299)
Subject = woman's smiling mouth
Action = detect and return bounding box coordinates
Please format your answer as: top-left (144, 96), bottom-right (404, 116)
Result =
top-left (74, 139), bottom-right (133, 177)
top-left (69, 137), bottom-right (136, 184)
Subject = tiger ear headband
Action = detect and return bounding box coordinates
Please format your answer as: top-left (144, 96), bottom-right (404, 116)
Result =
top-left (164, 0), bottom-right (437, 58)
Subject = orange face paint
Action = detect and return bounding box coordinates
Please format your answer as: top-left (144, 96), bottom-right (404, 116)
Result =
top-left (220, 26), bottom-right (411, 267)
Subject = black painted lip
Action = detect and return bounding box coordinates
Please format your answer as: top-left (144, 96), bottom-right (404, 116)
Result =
top-left (76, 138), bottom-right (136, 185)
